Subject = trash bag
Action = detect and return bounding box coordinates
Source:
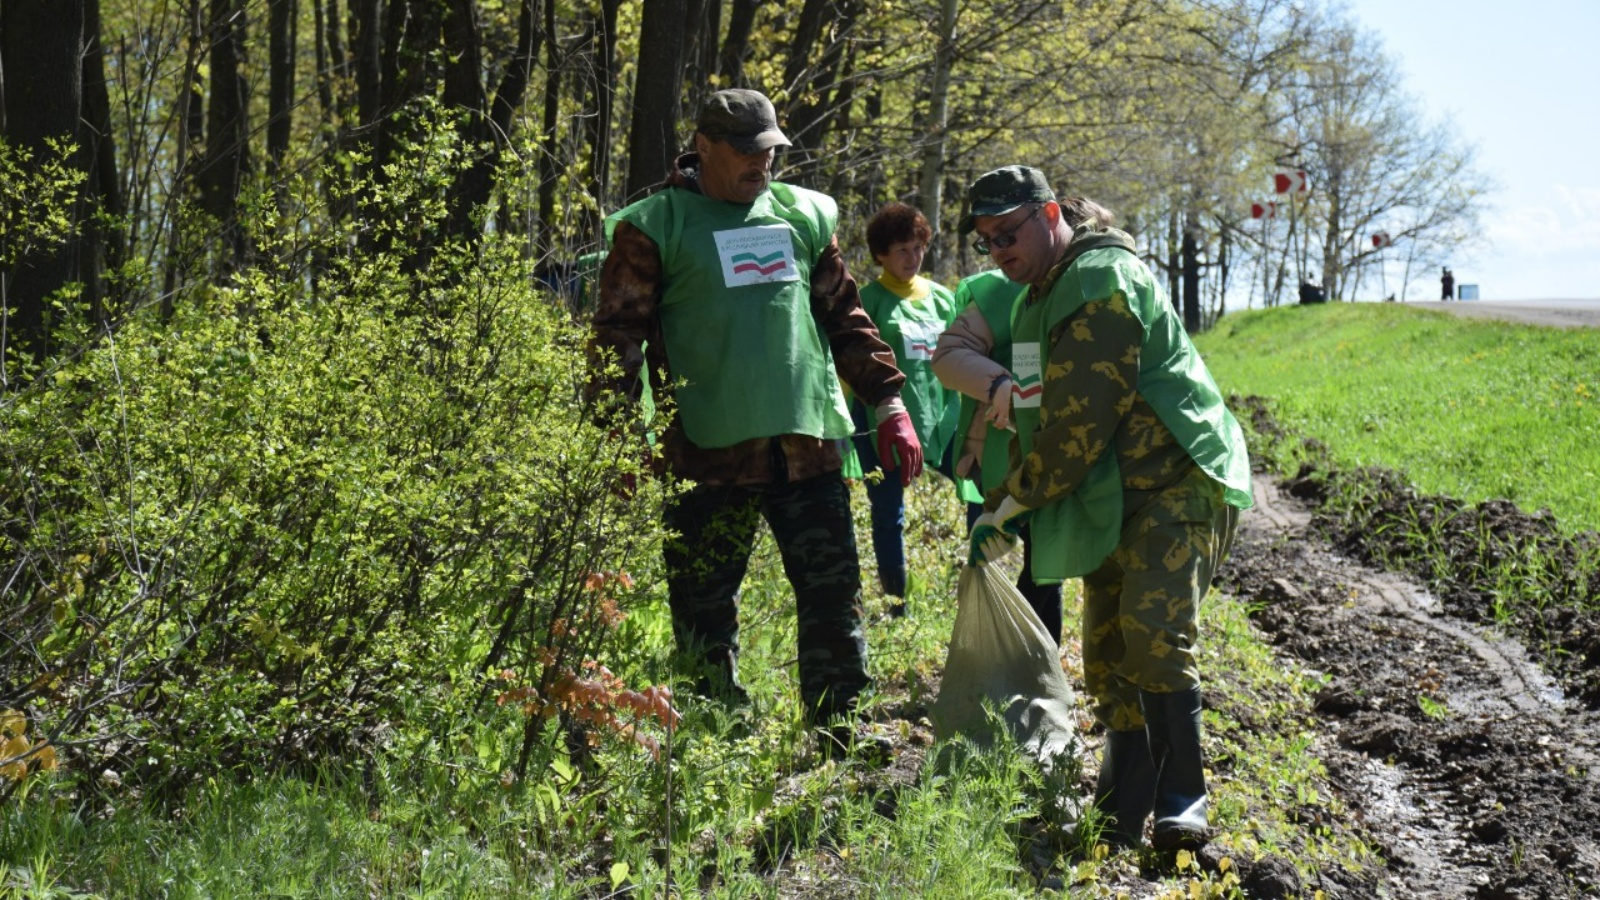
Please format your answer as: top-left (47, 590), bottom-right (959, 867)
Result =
top-left (931, 563), bottom-right (1080, 774)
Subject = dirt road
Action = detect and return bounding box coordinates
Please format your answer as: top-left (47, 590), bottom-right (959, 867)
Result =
top-left (1217, 475), bottom-right (1600, 898)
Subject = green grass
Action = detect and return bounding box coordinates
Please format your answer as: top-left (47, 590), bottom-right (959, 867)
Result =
top-left (1197, 302), bottom-right (1600, 533)
top-left (3, 471), bottom-right (1373, 899)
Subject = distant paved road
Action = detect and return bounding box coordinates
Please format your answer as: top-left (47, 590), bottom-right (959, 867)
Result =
top-left (1405, 299), bottom-right (1600, 329)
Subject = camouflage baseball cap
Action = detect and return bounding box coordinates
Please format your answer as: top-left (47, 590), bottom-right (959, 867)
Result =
top-left (696, 89), bottom-right (791, 154)
top-left (958, 165), bottom-right (1056, 234)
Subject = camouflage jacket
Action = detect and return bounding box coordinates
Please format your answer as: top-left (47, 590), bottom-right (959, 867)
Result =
top-left (1003, 230), bottom-right (1198, 511)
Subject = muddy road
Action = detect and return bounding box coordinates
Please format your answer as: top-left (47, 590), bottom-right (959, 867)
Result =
top-left (1215, 474), bottom-right (1600, 898)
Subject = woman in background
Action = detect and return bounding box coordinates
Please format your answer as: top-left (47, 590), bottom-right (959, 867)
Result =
top-left (846, 203), bottom-right (970, 614)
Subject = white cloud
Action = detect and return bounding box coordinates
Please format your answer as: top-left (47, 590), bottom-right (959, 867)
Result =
top-left (1488, 184), bottom-right (1600, 258)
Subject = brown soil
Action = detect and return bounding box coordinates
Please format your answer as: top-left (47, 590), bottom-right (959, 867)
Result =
top-left (1204, 396), bottom-right (1600, 898)
top-left (1217, 473), bottom-right (1600, 898)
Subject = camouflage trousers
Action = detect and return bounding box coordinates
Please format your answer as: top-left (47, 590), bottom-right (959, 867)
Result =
top-left (1080, 467), bottom-right (1239, 732)
top-left (663, 470), bottom-right (870, 722)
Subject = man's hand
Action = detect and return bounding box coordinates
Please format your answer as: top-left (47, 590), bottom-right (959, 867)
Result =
top-left (984, 374), bottom-right (1014, 431)
top-left (967, 496), bottom-right (1030, 566)
top-left (875, 411), bottom-right (924, 486)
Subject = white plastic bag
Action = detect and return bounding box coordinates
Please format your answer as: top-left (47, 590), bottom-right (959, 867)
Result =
top-left (931, 563), bottom-right (1080, 773)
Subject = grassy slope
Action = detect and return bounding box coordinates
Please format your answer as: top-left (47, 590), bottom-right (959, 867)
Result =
top-left (1196, 302), bottom-right (1600, 533)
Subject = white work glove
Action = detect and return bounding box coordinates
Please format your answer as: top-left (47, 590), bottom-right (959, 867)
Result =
top-left (967, 495), bottom-right (1030, 567)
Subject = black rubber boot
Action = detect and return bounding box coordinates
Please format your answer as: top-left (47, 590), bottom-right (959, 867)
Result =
top-left (880, 565), bottom-right (907, 597)
top-left (1093, 728), bottom-right (1157, 848)
top-left (1141, 687), bottom-right (1210, 851)
top-left (881, 566), bottom-right (908, 617)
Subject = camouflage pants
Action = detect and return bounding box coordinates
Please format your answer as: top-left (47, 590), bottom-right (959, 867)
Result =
top-left (1080, 467), bottom-right (1239, 731)
top-left (663, 471), bottom-right (870, 722)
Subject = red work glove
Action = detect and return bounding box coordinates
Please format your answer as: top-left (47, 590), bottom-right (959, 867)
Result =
top-left (875, 411), bottom-right (924, 487)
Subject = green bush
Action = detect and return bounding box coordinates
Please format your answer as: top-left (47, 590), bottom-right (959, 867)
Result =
top-left (0, 130), bottom-right (672, 802)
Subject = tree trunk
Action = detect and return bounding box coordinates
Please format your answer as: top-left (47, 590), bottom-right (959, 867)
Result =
top-left (478, 0), bottom-right (540, 249)
top-left (1165, 210), bottom-right (1180, 310)
top-left (624, 0), bottom-right (688, 202)
top-left (200, 0), bottom-right (252, 271)
top-left (1181, 211), bottom-right (1200, 333)
top-left (579, 0), bottom-right (620, 243)
top-left (0, 0), bottom-right (88, 368)
top-left (536, 0), bottom-right (561, 252)
top-left (779, 0), bottom-right (862, 189)
top-left (1322, 181), bottom-right (1343, 300)
top-left (265, 0), bottom-right (296, 276)
top-left (1278, 200), bottom-right (1298, 307)
top-left (313, 0), bottom-right (337, 116)
top-left (441, 0), bottom-right (491, 241)
top-left (1216, 217), bottom-right (1230, 318)
top-left (490, 0), bottom-right (540, 143)
top-left (162, 0), bottom-right (207, 320)
top-left (80, 0), bottom-right (122, 322)
top-left (351, 0), bottom-right (381, 135)
top-left (915, 0), bottom-right (958, 269)
top-left (821, 36), bottom-right (859, 202)
top-left (267, 0), bottom-right (296, 189)
top-left (682, 0), bottom-right (714, 105)
top-left (716, 0), bottom-right (759, 85)
top-left (778, 0), bottom-right (828, 185)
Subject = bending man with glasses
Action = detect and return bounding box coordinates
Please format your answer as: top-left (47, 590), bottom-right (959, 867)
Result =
top-left (933, 195), bottom-right (1119, 647)
top-left (958, 165), bottom-right (1252, 852)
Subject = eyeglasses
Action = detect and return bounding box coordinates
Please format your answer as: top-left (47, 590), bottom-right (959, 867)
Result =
top-left (972, 204), bottom-right (1042, 255)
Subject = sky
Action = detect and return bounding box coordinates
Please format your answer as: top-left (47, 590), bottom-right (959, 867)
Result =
top-left (1341, 0), bottom-right (1600, 300)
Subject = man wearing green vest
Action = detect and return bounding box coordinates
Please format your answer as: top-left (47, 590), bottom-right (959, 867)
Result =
top-left (587, 89), bottom-right (922, 735)
top-left (961, 166), bottom-right (1251, 851)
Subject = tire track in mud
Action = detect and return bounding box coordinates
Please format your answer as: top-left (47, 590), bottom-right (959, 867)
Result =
top-left (1252, 479), bottom-right (1595, 766)
top-left (1344, 567), bottom-right (1576, 738)
top-left (1222, 478), bottom-right (1600, 899)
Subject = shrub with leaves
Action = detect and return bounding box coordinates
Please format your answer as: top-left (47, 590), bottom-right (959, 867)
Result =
top-left (0, 125), bottom-right (671, 802)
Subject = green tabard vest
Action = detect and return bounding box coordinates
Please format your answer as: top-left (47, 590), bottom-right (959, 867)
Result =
top-left (606, 183), bottom-right (852, 449)
top-left (951, 271), bottom-right (1025, 504)
top-left (855, 276), bottom-right (961, 463)
top-left (1011, 236), bottom-right (1252, 581)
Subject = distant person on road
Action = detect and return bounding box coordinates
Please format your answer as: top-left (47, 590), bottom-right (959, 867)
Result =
top-left (959, 165), bottom-right (1252, 851)
top-left (586, 88), bottom-right (923, 737)
top-left (1442, 267), bottom-right (1455, 301)
top-left (844, 202), bottom-right (964, 614)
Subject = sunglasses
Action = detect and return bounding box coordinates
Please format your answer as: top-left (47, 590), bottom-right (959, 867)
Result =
top-left (972, 204), bottom-right (1042, 255)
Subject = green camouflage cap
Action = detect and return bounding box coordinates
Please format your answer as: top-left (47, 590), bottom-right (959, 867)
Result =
top-left (958, 165), bottom-right (1056, 234)
top-left (696, 89), bottom-right (791, 154)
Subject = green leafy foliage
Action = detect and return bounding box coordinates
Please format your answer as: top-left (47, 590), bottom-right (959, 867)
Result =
top-left (0, 140), bottom-right (84, 270)
top-left (0, 121), bottom-right (672, 800)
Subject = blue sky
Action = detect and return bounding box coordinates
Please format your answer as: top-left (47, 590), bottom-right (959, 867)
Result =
top-left (1342, 0), bottom-right (1600, 300)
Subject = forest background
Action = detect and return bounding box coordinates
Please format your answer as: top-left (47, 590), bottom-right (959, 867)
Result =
top-left (2, 0), bottom-right (1494, 368)
top-left (1, 0), bottom-right (1494, 895)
